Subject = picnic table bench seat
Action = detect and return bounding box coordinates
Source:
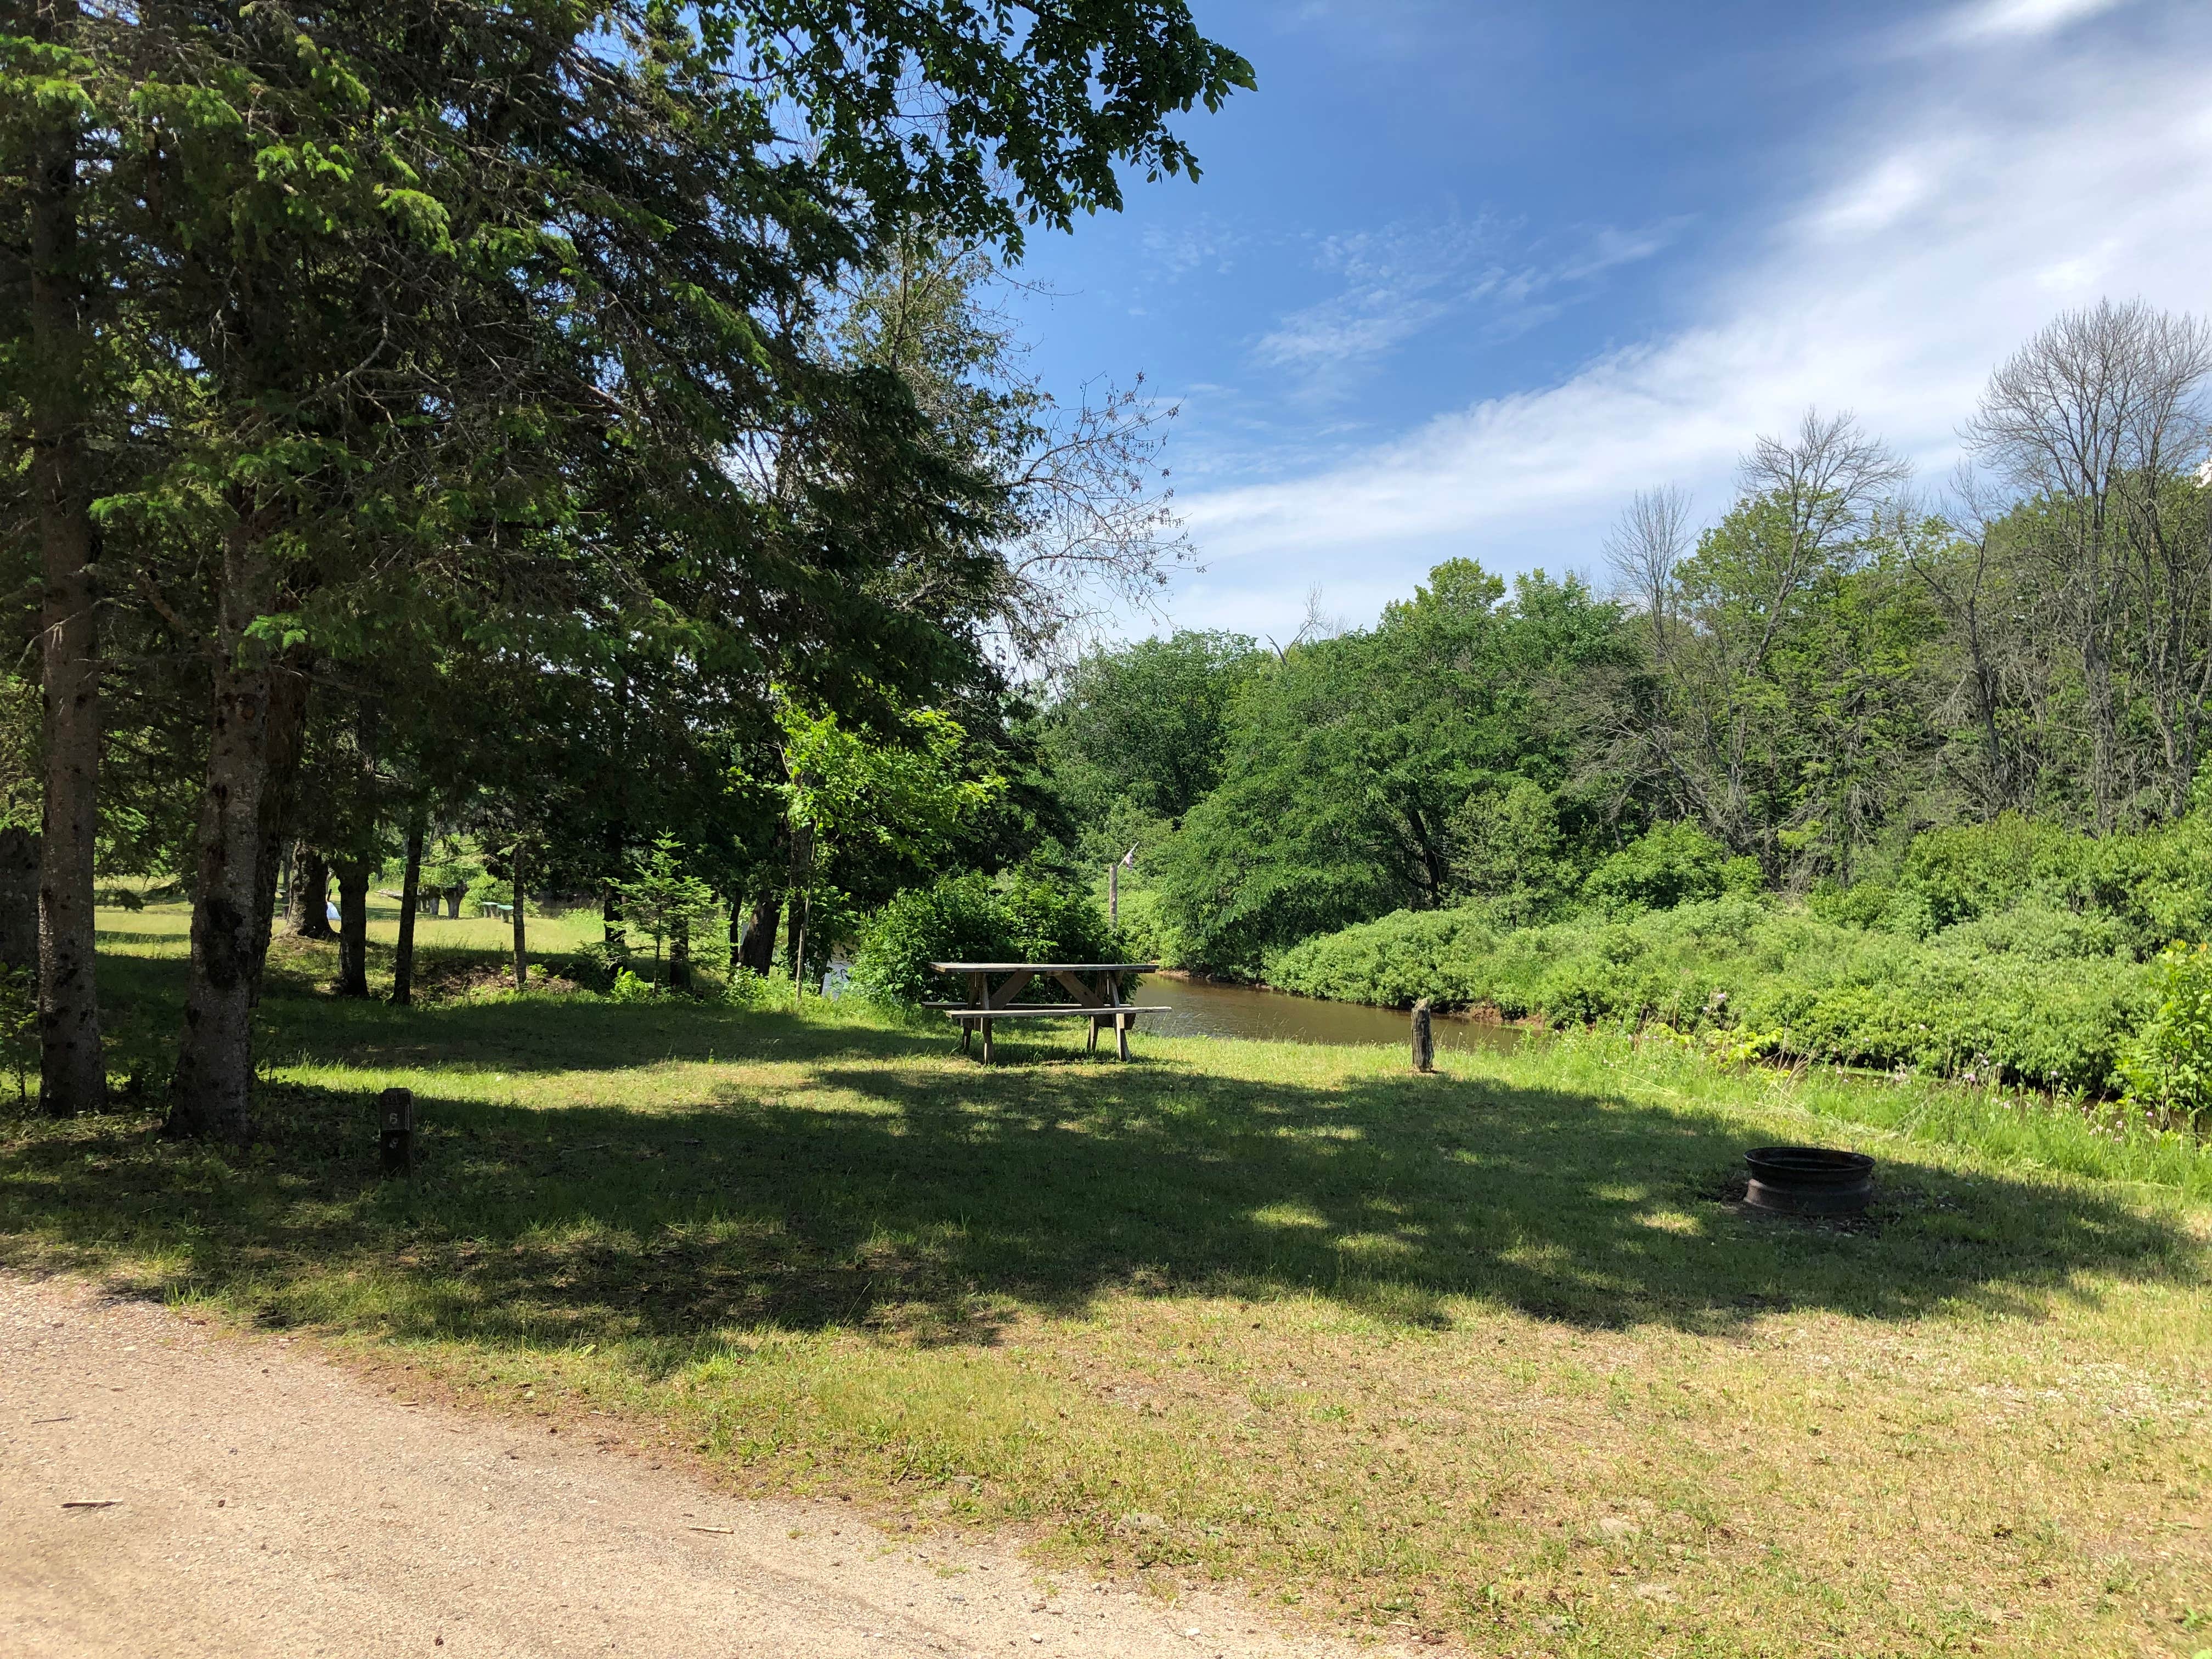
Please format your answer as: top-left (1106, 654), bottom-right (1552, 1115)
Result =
top-left (919, 1002), bottom-right (1174, 1013)
top-left (924, 963), bottom-right (1158, 973)
top-left (923, 1003), bottom-right (1174, 1020)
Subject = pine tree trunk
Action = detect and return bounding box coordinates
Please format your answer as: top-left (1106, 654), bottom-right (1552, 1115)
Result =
top-left (392, 814), bottom-right (424, 1006)
top-left (510, 843), bottom-right (527, 990)
top-left (601, 881), bottom-right (625, 950)
top-left (30, 1), bottom-right (105, 1118)
top-left (166, 517), bottom-right (279, 1141)
top-left (669, 915), bottom-right (691, 991)
top-left (291, 845), bottom-right (335, 939)
top-left (247, 657), bottom-right (309, 1006)
top-left (335, 862), bottom-right (369, 997)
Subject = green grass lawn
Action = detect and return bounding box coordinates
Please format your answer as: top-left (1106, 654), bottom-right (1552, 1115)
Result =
top-left (5, 905), bottom-right (2211, 1656)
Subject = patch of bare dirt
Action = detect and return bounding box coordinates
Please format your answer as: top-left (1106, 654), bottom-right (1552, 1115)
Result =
top-left (0, 1272), bottom-right (1412, 1659)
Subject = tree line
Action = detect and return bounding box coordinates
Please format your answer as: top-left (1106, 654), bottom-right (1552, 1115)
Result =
top-left (1044, 300), bottom-right (2212, 974)
top-left (0, 0), bottom-right (1251, 1135)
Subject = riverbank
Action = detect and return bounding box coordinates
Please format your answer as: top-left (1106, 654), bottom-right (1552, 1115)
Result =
top-left (1265, 894), bottom-right (2158, 1098)
top-left (4, 912), bottom-right (2210, 1655)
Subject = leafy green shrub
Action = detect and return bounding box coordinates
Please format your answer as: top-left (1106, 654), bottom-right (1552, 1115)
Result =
top-left (1940, 900), bottom-right (2128, 962)
top-left (565, 939), bottom-right (631, 992)
top-left (1883, 810), bottom-right (2212, 946)
top-left (1100, 883), bottom-right (1189, 969)
top-left (1875, 885), bottom-right (1939, 941)
top-left (1581, 823), bottom-right (1759, 915)
top-left (1262, 907), bottom-right (1498, 1008)
top-left (850, 874), bottom-right (1003, 1005)
top-left (2069, 814), bottom-right (2212, 947)
top-left (606, 968), bottom-right (657, 1003)
top-left (724, 966), bottom-right (791, 1008)
top-left (1806, 879), bottom-right (1893, 929)
top-left (1269, 893), bottom-right (2149, 1094)
top-left (853, 871), bottom-right (1114, 1005)
top-left (1001, 868), bottom-right (1115, 963)
top-left (1820, 810), bottom-right (2212, 956)
top-left (2119, 943), bottom-right (2212, 1130)
top-left (1897, 814), bottom-right (2079, 929)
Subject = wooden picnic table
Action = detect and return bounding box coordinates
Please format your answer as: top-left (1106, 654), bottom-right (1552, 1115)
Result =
top-left (925, 961), bottom-right (1164, 1063)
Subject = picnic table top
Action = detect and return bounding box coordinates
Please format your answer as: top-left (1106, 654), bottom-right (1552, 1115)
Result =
top-left (928, 961), bottom-right (1157, 973)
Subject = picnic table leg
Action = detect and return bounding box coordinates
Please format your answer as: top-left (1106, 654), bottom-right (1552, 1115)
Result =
top-left (981, 1017), bottom-right (994, 1064)
top-left (1086, 1014), bottom-right (1099, 1053)
top-left (960, 1019), bottom-right (972, 1055)
top-left (1105, 969), bottom-right (1132, 1060)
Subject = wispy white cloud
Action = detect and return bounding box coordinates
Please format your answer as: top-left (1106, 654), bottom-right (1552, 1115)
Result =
top-left (1806, 146), bottom-right (1961, 239)
top-left (1138, 217), bottom-right (1248, 282)
top-left (1933, 0), bottom-right (2131, 46)
top-left (1248, 216), bottom-right (1681, 391)
top-left (1556, 222), bottom-right (1690, 284)
top-left (1166, 7), bottom-right (2212, 641)
top-left (1249, 220), bottom-right (1502, 374)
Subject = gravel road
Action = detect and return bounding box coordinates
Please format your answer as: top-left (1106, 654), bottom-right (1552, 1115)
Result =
top-left (1, 1274), bottom-right (1408, 1659)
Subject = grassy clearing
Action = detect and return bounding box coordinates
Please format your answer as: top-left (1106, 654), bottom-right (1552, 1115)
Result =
top-left (88, 895), bottom-right (613, 967)
top-left (6, 905), bottom-right (2211, 1656)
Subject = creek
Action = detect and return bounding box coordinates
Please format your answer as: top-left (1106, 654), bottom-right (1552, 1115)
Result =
top-left (1139, 973), bottom-right (1528, 1056)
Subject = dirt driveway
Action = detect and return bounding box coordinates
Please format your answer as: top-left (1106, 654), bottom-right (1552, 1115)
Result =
top-left (1, 1274), bottom-right (1407, 1659)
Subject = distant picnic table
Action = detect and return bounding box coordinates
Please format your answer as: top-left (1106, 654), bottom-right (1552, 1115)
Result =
top-left (926, 962), bottom-right (1163, 1063)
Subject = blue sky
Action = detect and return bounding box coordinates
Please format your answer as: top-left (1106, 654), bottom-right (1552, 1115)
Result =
top-left (1003, 0), bottom-right (2212, 642)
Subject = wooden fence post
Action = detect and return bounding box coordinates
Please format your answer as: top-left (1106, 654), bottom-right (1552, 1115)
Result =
top-left (379, 1087), bottom-right (416, 1177)
top-left (1410, 999), bottom-right (1435, 1074)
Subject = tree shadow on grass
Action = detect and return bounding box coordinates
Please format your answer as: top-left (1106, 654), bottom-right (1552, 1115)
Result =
top-left (3, 1009), bottom-right (2199, 1370)
top-left (90, 949), bottom-right (941, 1081)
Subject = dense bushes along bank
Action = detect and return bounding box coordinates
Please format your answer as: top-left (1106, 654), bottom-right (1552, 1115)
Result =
top-left (1270, 896), bottom-right (2148, 1093)
top-left (1265, 810), bottom-right (2212, 1122)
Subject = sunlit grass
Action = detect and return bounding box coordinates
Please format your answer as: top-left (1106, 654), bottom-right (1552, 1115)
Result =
top-left (95, 894), bottom-right (613, 962)
top-left (5, 905), bottom-right (2210, 1656)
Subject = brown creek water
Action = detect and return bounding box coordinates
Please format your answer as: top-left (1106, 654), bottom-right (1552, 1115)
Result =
top-left (1141, 974), bottom-right (1529, 1056)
